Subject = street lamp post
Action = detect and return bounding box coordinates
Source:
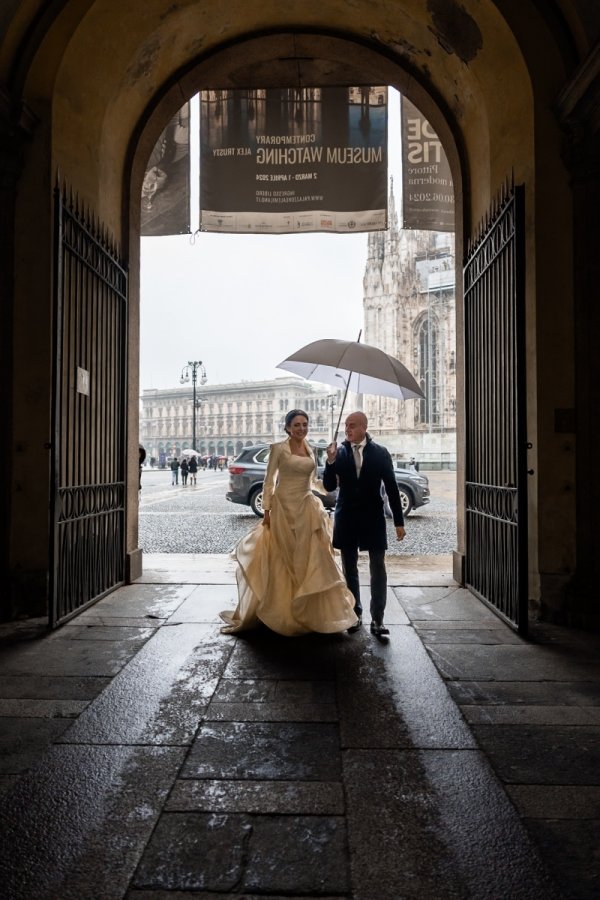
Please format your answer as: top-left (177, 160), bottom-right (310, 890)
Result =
top-left (180, 360), bottom-right (207, 452)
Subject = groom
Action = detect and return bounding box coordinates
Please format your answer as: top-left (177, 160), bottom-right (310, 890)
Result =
top-left (324, 411), bottom-right (406, 637)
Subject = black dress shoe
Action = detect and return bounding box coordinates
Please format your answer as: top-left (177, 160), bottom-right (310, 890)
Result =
top-left (370, 621), bottom-right (390, 637)
top-left (347, 617), bottom-right (362, 634)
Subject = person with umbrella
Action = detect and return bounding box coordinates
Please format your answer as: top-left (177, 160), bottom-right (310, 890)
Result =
top-left (324, 410), bottom-right (406, 639)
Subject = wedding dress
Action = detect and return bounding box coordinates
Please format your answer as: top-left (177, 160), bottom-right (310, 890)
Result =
top-left (220, 439), bottom-right (358, 636)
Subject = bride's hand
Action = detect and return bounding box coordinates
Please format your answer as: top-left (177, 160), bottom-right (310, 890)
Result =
top-left (263, 509), bottom-right (270, 527)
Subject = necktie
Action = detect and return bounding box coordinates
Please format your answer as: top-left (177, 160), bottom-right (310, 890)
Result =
top-left (353, 443), bottom-right (362, 476)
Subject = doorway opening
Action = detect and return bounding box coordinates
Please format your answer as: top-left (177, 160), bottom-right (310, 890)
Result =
top-left (137, 88), bottom-right (457, 568)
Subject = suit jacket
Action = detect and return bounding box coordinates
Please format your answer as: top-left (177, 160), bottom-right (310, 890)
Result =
top-left (322, 434), bottom-right (404, 551)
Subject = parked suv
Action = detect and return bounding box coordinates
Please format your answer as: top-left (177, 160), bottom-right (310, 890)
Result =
top-left (226, 444), bottom-right (430, 517)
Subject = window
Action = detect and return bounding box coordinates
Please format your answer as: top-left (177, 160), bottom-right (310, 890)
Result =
top-left (415, 316), bottom-right (440, 428)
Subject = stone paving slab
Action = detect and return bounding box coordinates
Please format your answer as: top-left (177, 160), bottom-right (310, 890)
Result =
top-left (462, 704), bottom-right (600, 725)
top-left (418, 749), bottom-right (562, 899)
top-left (447, 679), bottom-right (600, 707)
top-left (141, 552), bottom-right (454, 587)
top-left (77, 582), bottom-right (196, 619)
top-left (0, 698), bottom-right (89, 717)
top-left (0, 716), bottom-right (73, 775)
top-left (222, 630), bottom-right (340, 680)
top-left (0, 744), bottom-right (185, 900)
top-left (396, 586), bottom-right (504, 623)
top-left (344, 748), bottom-right (466, 899)
top-left (205, 701), bottom-right (339, 722)
top-left (505, 784), bottom-right (600, 818)
top-left (58, 624), bottom-right (158, 641)
top-left (61, 625), bottom-right (231, 746)
top-left (132, 812), bottom-right (349, 895)
top-left (472, 724), bottom-right (600, 784)
top-left (345, 747), bottom-right (559, 898)
top-left (166, 778), bottom-right (345, 814)
top-left (129, 893), bottom-right (346, 899)
top-left (0, 636), bottom-right (145, 677)
top-left (416, 626), bottom-right (523, 644)
top-left (66, 616), bottom-right (164, 628)
top-left (167, 584), bottom-right (238, 623)
top-left (524, 818), bottom-right (600, 900)
top-left (213, 677), bottom-right (336, 704)
top-left (336, 626), bottom-right (475, 750)
top-left (243, 814), bottom-right (349, 895)
top-left (428, 642), bottom-right (600, 682)
top-left (182, 721), bottom-right (341, 781)
top-left (0, 673), bottom-right (111, 700)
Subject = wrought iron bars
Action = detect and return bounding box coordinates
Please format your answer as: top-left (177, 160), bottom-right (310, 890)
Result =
top-left (50, 186), bottom-right (128, 627)
top-left (463, 179), bottom-right (527, 632)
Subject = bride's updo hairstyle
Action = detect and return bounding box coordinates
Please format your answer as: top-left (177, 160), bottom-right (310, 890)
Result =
top-left (284, 409), bottom-right (309, 434)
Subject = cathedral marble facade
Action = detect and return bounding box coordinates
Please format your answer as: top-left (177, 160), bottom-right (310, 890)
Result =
top-left (363, 186), bottom-right (456, 464)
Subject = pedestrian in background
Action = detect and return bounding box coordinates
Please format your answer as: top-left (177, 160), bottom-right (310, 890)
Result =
top-left (170, 457), bottom-right (180, 485)
top-left (188, 455), bottom-right (198, 485)
top-left (139, 444), bottom-right (146, 491)
top-left (180, 457), bottom-right (189, 485)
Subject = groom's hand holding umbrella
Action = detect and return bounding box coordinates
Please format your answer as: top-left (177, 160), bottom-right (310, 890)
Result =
top-left (326, 441), bottom-right (338, 464)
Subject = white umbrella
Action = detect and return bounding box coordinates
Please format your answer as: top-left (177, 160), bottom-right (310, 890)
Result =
top-left (180, 448), bottom-right (199, 458)
top-left (277, 335), bottom-right (424, 439)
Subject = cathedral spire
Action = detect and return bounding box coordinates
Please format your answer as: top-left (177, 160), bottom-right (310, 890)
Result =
top-left (388, 175), bottom-right (399, 236)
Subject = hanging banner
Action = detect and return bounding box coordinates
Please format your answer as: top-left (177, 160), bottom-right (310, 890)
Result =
top-left (141, 103), bottom-right (191, 236)
top-left (199, 87), bottom-right (388, 234)
top-left (401, 97), bottom-right (454, 232)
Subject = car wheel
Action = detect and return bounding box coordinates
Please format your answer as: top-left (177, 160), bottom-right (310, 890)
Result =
top-left (399, 488), bottom-right (413, 516)
top-left (250, 487), bottom-right (264, 517)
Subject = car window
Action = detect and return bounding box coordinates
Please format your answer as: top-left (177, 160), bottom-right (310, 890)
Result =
top-left (255, 448), bottom-right (269, 464)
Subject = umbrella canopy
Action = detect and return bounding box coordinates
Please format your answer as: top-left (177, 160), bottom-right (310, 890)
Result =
top-left (180, 448), bottom-right (199, 458)
top-left (277, 338), bottom-right (424, 401)
top-left (277, 338), bottom-right (424, 440)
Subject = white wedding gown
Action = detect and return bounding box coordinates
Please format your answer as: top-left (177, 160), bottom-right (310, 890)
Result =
top-left (220, 441), bottom-right (357, 636)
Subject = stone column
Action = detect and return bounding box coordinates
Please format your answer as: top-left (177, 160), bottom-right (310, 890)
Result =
top-left (0, 91), bottom-right (37, 620)
top-left (557, 43), bottom-right (600, 625)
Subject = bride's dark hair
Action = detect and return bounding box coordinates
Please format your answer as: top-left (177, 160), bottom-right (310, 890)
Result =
top-left (284, 409), bottom-right (309, 433)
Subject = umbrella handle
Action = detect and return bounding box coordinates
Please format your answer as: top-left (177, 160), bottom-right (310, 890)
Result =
top-left (333, 373), bottom-right (352, 443)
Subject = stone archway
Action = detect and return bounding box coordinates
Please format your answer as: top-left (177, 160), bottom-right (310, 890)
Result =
top-left (125, 30), bottom-right (490, 590)
top-left (4, 2), bottom-right (589, 622)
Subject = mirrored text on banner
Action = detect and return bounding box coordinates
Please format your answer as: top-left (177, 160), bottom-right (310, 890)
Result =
top-left (401, 97), bottom-right (454, 232)
top-left (199, 87), bottom-right (388, 235)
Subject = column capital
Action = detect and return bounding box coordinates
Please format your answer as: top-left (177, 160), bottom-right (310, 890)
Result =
top-left (0, 88), bottom-right (38, 190)
top-left (557, 42), bottom-right (600, 180)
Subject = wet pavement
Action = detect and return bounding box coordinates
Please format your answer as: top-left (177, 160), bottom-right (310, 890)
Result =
top-left (0, 554), bottom-right (598, 899)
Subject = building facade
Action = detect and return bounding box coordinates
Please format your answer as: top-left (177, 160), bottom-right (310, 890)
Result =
top-left (363, 185), bottom-right (456, 465)
top-left (140, 377), bottom-right (344, 461)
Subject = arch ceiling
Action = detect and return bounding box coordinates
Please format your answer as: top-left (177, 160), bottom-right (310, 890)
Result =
top-left (1, 1), bottom-right (593, 229)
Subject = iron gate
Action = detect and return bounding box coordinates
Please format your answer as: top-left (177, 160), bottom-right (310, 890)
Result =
top-left (50, 187), bottom-right (128, 627)
top-left (464, 181), bottom-right (528, 633)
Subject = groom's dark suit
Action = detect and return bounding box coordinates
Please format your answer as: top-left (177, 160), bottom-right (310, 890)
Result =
top-left (323, 434), bottom-right (404, 624)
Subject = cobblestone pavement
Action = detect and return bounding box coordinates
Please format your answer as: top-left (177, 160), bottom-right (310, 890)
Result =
top-left (139, 469), bottom-right (457, 555)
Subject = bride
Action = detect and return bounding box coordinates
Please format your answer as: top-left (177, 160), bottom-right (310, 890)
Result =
top-left (220, 409), bottom-right (358, 636)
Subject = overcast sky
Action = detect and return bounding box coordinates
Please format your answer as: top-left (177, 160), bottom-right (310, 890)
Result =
top-left (140, 89), bottom-right (403, 391)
